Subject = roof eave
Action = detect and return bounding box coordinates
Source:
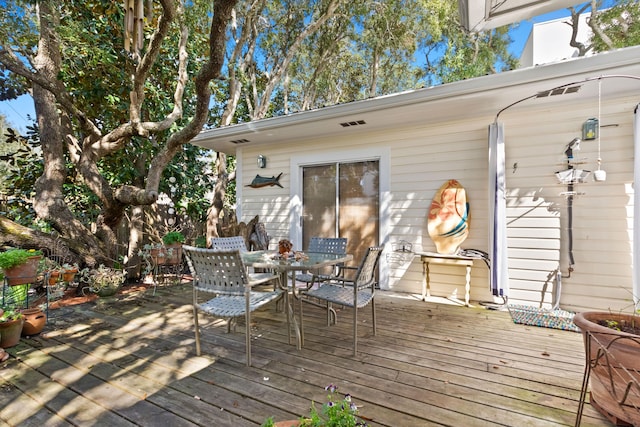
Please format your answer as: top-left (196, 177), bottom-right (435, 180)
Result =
top-left (192, 46), bottom-right (640, 154)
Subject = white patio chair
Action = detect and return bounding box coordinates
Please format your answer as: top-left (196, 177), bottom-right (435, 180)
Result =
top-left (303, 246), bottom-right (384, 356)
top-left (183, 245), bottom-right (283, 366)
top-left (296, 237), bottom-right (348, 289)
top-left (210, 236), bottom-right (248, 251)
top-left (211, 236), bottom-right (256, 274)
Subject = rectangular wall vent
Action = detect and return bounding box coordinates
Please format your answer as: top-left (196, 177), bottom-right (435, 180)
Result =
top-left (230, 138), bottom-right (250, 144)
top-left (535, 85), bottom-right (581, 98)
top-left (340, 120), bottom-right (366, 127)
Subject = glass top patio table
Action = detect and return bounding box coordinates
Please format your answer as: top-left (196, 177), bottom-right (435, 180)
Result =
top-left (241, 250), bottom-right (353, 349)
top-left (242, 251), bottom-right (353, 272)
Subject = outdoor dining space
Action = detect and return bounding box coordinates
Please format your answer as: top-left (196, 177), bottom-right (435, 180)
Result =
top-left (0, 277), bottom-right (611, 426)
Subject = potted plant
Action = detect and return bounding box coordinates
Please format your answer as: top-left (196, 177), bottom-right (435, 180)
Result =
top-left (61, 263), bottom-right (79, 282)
top-left (0, 308), bottom-right (24, 348)
top-left (0, 249), bottom-right (43, 286)
top-left (47, 270), bottom-right (61, 286)
top-left (20, 305), bottom-right (47, 336)
top-left (262, 384), bottom-right (368, 427)
top-left (153, 231), bottom-right (185, 265)
top-left (573, 311), bottom-right (640, 426)
top-left (79, 265), bottom-right (126, 297)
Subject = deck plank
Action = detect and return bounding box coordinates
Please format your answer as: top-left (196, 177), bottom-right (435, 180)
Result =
top-left (0, 283), bottom-right (612, 426)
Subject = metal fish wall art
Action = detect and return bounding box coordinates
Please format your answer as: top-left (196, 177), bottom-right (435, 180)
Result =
top-left (247, 173), bottom-right (283, 188)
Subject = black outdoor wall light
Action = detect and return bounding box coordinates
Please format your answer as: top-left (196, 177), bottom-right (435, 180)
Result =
top-left (257, 154), bottom-right (267, 168)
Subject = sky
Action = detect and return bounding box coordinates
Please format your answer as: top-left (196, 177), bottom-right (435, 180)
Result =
top-left (0, 6), bottom-right (581, 133)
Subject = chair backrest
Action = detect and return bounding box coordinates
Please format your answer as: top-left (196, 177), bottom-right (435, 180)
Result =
top-left (183, 246), bottom-right (247, 295)
top-left (308, 237), bottom-right (347, 255)
top-left (354, 246), bottom-right (384, 289)
top-left (210, 236), bottom-right (248, 252)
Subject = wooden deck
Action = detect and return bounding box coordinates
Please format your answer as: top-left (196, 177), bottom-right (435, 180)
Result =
top-left (0, 281), bottom-right (612, 426)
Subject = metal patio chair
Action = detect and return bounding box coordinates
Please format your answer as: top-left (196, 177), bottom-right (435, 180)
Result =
top-left (303, 246), bottom-right (384, 356)
top-left (296, 237), bottom-right (348, 289)
top-left (210, 236), bottom-right (248, 251)
top-left (211, 236), bottom-right (257, 275)
top-left (183, 246), bottom-right (283, 366)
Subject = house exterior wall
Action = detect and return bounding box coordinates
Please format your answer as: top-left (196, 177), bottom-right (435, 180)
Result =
top-left (234, 90), bottom-right (637, 313)
top-left (238, 114), bottom-right (495, 305)
top-left (500, 94), bottom-right (637, 312)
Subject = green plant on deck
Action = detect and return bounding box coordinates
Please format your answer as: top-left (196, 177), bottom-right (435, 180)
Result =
top-left (262, 384), bottom-right (368, 427)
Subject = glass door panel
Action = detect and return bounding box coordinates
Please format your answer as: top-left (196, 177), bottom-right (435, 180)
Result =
top-left (302, 160), bottom-right (379, 269)
top-left (339, 161), bottom-right (379, 265)
top-left (302, 164), bottom-right (337, 250)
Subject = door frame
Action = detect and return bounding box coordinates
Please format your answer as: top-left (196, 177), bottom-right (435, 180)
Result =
top-left (290, 147), bottom-right (390, 288)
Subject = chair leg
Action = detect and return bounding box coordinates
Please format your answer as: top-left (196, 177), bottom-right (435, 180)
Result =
top-left (353, 305), bottom-right (358, 356)
top-left (299, 290), bottom-right (305, 345)
top-left (193, 306), bottom-right (201, 356)
top-left (245, 310), bottom-right (251, 367)
top-left (329, 307), bottom-right (337, 325)
top-left (285, 289), bottom-right (292, 346)
top-left (372, 298), bottom-right (377, 336)
top-left (326, 302), bottom-right (332, 326)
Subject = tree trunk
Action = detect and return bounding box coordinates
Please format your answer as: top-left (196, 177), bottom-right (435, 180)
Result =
top-left (206, 152), bottom-right (228, 246)
top-left (31, 1), bottom-right (110, 266)
top-left (0, 216), bottom-right (80, 265)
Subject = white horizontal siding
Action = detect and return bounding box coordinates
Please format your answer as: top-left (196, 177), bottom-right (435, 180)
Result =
top-left (501, 95), bottom-right (637, 312)
top-left (236, 86), bottom-right (638, 313)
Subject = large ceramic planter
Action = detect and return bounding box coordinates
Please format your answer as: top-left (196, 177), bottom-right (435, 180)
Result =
top-left (21, 307), bottom-right (46, 336)
top-left (4, 255), bottom-right (41, 286)
top-left (573, 312), bottom-right (640, 426)
top-left (0, 317), bottom-right (24, 348)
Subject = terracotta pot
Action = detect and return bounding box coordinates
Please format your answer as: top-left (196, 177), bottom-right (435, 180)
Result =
top-left (48, 271), bottom-right (60, 286)
top-left (21, 308), bottom-right (46, 336)
top-left (0, 317), bottom-right (24, 348)
top-left (165, 244), bottom-right (183, 265)
top-left (151, 244), bottom-right (182, 265)
top-left (4, 255), bottom-right (41, 286)
top-left (62, 268), bottom-right (78, 282)
top-left (573, 312), bottom-right (640, 426)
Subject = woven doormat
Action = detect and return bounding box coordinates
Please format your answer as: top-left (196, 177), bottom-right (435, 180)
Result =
top-left (507, 304), bottom-right (580, 332)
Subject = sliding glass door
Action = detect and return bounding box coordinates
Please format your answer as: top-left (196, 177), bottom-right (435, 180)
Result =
top-left (302, 160), bottom-right (379, 264)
